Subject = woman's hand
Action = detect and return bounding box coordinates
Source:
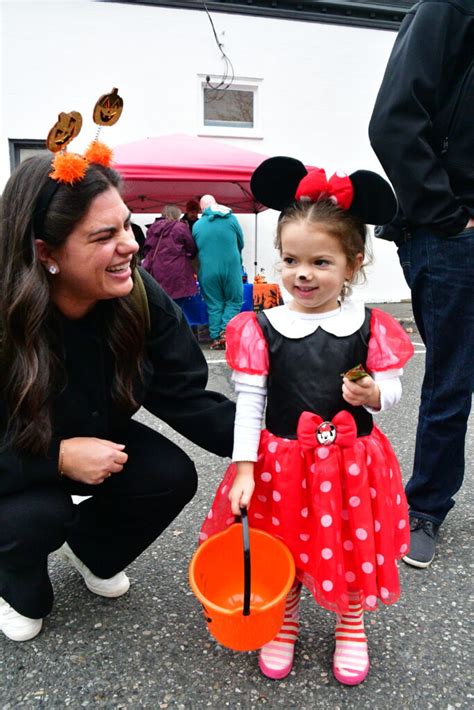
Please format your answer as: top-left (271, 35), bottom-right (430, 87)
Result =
top-left (59, 437), bottom-right (128, 485)
top-left (342, 375), bottom-right (381, 410)
top-left (229, 461), bottom-right (255, 515)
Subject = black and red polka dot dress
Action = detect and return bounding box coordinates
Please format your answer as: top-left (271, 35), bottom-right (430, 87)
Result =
top-left (200, 305), bottom-right (414, 614)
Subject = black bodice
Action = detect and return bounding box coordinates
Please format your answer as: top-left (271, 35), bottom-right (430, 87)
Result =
top-left (257, 308), bottom-right (373, 439)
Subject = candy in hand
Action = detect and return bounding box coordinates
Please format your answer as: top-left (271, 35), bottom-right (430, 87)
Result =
top-left (341, 364), bottom-right (369, 381)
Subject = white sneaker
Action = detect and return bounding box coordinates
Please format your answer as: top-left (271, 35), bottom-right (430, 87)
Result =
top-left (0, 597), bottom-right (42, 642)
top-left (60, 543), bottom-right (130, 598)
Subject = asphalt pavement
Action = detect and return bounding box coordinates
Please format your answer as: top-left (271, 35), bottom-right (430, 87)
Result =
top-left (1, 304), bottom-right (472, 709)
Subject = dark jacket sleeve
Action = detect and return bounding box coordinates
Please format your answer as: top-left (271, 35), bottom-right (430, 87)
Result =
top-left (0, 396), bottom-right (62, 495)
top-left (140, 270), bottom-right (235, 457)
top-left (369, 1), bottom-right (471, 235)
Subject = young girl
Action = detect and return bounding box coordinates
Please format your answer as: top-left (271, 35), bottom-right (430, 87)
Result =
top-left (200, 157), bottom-right (414, 685)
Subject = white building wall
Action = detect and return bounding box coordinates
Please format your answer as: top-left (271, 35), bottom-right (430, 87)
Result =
top-left (1, 0), bottom-right (409, 302)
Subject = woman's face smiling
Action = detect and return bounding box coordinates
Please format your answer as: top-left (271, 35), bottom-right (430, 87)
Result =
top-left (41, 187), bottom-right (139, 318)
top-left (280, 220), bottom-right (360, 314)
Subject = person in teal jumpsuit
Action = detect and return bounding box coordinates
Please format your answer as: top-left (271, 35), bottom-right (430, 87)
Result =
top-left (193, 195), bottom-right (244, 348)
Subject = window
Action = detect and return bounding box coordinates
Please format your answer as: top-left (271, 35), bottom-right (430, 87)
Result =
top-left (9, 139), bottom-right (48, 172)
top-left (199, 76), bottom-right (262, 138)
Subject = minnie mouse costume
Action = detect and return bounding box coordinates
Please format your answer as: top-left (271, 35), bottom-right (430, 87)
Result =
top-left (200, 158), bottom-right (414, 614)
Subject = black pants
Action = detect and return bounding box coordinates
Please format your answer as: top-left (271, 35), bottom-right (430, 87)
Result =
top-left (0, 421), bottom-right (197, 618)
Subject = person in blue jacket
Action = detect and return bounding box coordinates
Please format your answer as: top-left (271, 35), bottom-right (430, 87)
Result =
top-left (193, 195), bottom-right (244, 349)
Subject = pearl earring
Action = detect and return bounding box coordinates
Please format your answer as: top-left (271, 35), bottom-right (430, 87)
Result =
top-left (48, 265), bottom-right (58, 275)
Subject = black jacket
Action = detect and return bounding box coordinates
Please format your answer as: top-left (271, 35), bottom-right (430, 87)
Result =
top-left (0, 269), bottom-right (235, 496)
top-left (369, 0), bottom-right (474, 238)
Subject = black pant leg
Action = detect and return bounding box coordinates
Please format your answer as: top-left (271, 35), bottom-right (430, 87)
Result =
top-left (63, 421), bottom-right (198, 578)
top-left (0, 486), bottom-right (76, 617)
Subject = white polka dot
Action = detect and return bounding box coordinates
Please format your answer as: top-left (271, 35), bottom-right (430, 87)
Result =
top-left (301, 507), bottom-right (309, 518)
top-left (380, 587), bottom-right (390, 599)
top-left (341, 509), bottom-right (349, 520)
top-left (389, 469), bottom-right (393, 479)
top-left (221, 485), bottom-right (227, 495)
top-left (199, 532), bottom-right (208, 541)
top-left (225, 517), bottom-right (235, 525)
top-left (396, 494), bottom-right (401, 505)
top-left (275, 460), bottom-right (282, 473)
top-left (321, 514), bottom-right (333, 527)
top-left (349, 496), bottom-right (361, 508)
top-left (367, 455), bottom-right (372, 466)
top-left (343, 540), bottom-right (354, 551)
top-left (379, 324), bottom-right (387, 336)
top-left (257, 495), bottom-right (267, 503)
top-left (374, 520), bottom-right (381, 532)
top-left (300, 553), bottom-right (309, 564)
top-left (272, 491), bottom-right (282, 502)
top-left (345, 571), bottom-right (356, 583)
top-left (318, 448), bottom-right (329, 460)
top-left (322, 579), bottom-right (334, 592)
top-left (301, 479), bottom-right (307, 489)
top-left (261, 472), bottom-right (272, 483)
top-left (238, 357), bottom-right (248, 369)
top-left (348, 463), bottom-right (360, 476)
top-left (267, 441), bottom-right (277, 453)
top-left (310, 463), bottom-right (317, 474)
top-left (370, 487), bottom-right (377, 499)
top-left (321, 548), bottom-right (333, 560)
top-left (320, 481), bottom-right (332, 493)
top-left (242, 323), bottom-right (253, 338)
top-left (272, 517), bottom-right (280, 526)
top-left (300, 533), bottom-right (310, 542)
top-left (362, 562), bottom-right (373, 574)
top-left (366, 595), bottom-right (377, 607)
top-left (398, 519), bottom-right (406, 529)
top-left (329, 195), bottom-right (338, 205)
top-left (254, 513), bottom-right (264, 520)
top-left (207, 510), bottom-right (213, 519)
top-left (376, 554), bottom-right (385, 566)
top-left (256, 340), bottom-right (266, 351)
top-left (356, 528), bottom-right (368, 540)
top-left (400, 543), bottom-right (408, 554)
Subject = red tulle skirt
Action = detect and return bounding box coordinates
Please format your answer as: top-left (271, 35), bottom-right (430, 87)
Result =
top-left (200, 416), bottom-right (409, 615)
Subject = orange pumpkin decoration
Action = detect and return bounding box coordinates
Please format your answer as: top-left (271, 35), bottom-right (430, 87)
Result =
top-left (93, 88), bottom-right (123, 126)
top-left (46, 111), bottom-right (83, 152)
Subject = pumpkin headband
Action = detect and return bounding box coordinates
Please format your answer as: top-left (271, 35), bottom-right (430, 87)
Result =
top-left (250, 156), bottom-right (396, 225)
top-left (33, 88), bottom-right (124, 236)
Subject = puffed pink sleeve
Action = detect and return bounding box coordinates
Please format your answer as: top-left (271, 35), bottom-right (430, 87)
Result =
top-left (225, 312), bottom-right (269, 375)
top-left (367, 308), bottom-right (414, 372)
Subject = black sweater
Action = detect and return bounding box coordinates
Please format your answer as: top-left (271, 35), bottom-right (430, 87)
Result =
top-left (0, 269), bottom-right (235, 496)
top-left (369, 0), bottom-right (474, 238)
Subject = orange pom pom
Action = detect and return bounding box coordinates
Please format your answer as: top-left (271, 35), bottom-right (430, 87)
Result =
top-left (50, 152), bottom-right (88, 184)
top-left (84, 140), bottom-right (113, 167)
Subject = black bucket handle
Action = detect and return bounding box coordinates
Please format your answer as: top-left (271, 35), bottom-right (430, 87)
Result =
top-left (240, 507), bottom-right (251, 616)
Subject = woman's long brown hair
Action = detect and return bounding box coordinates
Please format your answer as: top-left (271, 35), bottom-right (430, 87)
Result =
top-left (0, 155), bottom-right (146, 455)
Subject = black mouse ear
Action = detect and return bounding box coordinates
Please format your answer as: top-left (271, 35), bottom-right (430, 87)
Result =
top-left (349, 170), bottom-right (397, 225)
top-left (251, 157), bottom-right (308, 211)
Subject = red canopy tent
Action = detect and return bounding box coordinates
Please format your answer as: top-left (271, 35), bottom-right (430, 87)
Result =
top-left (112, 133), bottom-right (268, 214)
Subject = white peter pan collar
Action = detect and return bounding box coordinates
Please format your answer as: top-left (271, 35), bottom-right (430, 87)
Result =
top-left (262, 299), bottom-right (366, 339)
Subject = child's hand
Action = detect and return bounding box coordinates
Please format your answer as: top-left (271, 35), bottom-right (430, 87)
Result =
top-left (342, 375), bottom-right (381, 410)
top-left (229, 462), bottom-right (255, 515)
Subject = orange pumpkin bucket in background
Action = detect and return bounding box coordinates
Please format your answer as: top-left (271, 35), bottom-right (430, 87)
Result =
top-left (189, 509), bottom-right (295, 652)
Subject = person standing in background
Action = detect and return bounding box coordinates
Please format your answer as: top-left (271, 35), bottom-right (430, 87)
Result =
top-left (369, 0), bottom-right (474, 568)
top-left (193, 195), bottom-right (244, 350)
top-left (181, 199), bottom-right (200, 233)
top-left (142, 204), bottom-right (198, 308)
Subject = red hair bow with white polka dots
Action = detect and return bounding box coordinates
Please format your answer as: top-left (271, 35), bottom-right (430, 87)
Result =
top-left (250, 155), bottom-right (397, 225)
top-left (297, 410), bottom-right (357, 450)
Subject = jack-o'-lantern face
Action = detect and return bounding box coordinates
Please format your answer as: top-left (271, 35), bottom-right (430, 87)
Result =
top-left (93, 88), bottom-right (123, 126)
top-left (46, 111), bottom-right (83, 152)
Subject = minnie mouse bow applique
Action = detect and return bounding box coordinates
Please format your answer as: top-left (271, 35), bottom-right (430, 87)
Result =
top-left (250, 156), bottom-right (396, 225)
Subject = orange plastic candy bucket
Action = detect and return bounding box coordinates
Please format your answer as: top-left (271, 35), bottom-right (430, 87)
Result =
top-left (189, 509), bottom-right (295, 651)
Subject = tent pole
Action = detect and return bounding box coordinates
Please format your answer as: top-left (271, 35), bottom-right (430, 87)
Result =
top-left (254, 212), bottom-right (258, 280)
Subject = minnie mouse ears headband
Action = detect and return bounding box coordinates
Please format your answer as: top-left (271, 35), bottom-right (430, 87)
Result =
top-left (250, 156), bottom-right (396, 225)
top-left (32, 89), bottom-right (123, 236)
